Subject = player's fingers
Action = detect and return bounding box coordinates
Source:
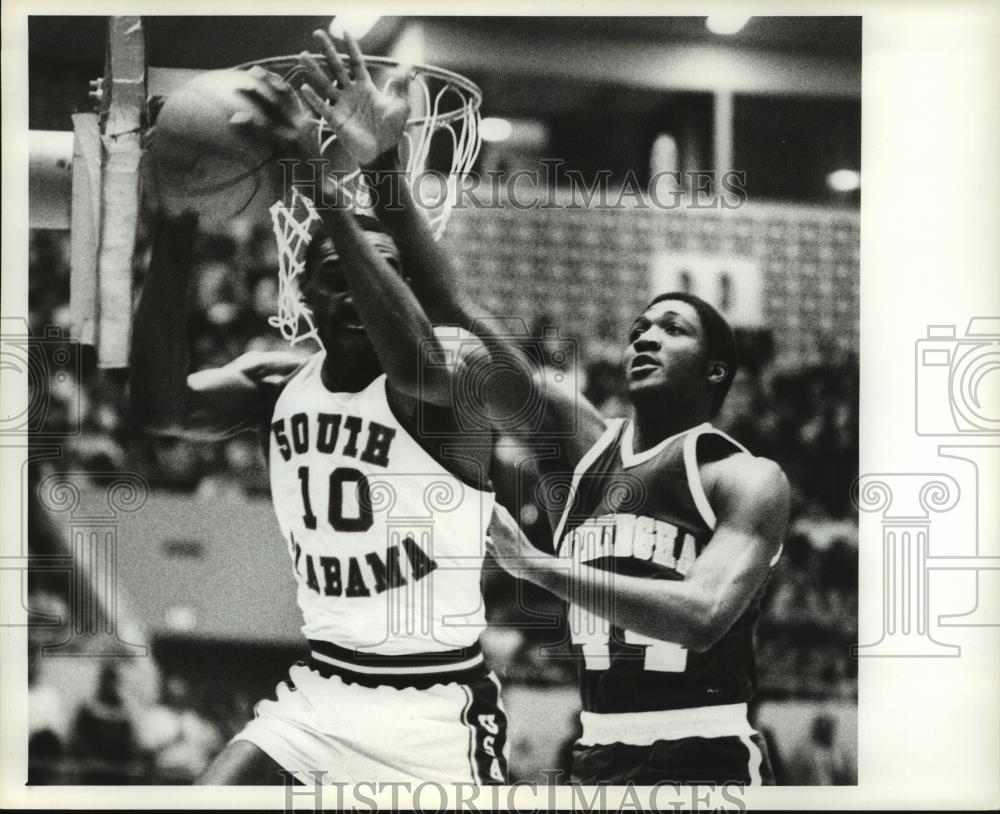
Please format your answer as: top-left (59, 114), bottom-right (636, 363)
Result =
top-left (301, 83), bottom-right (349, 131)
top-left (343, 32), bottom-right (370, 82)
top-left (250, 65), bottom-right (298, 106)
top-left (229, 110), bottom-right (297, 147)
top-left (300, 83), bottom-right (332, 119)
top-left (234, 87), bottom-right (294, 132)
top-left (299, 70), bottom-right (340, 104)
top-left (298, 52), bottom-right (337, 96)
top-left (312, 30), bottom-right (351, 87)
top-left (240, 73), bottom-right (294, 122)
top-left (491, 502), bottom-right (517, 528)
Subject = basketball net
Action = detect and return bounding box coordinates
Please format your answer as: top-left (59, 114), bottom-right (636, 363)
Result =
top-left (256, 56), bottom-right (482, 348)
top-left (269, 188), bottom-right (322, 345)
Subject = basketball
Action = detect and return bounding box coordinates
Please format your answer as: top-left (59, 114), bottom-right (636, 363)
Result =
top-left (147, 69), bottom-right (286, 226)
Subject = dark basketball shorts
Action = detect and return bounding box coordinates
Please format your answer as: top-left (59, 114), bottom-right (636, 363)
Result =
top-left (572, 732), bottom-right (773, 785)
top-left (570, 703), bottom-right (773, 785)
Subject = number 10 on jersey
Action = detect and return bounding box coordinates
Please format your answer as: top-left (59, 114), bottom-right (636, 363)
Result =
top-left (298, 465), bottom-right (375, 532)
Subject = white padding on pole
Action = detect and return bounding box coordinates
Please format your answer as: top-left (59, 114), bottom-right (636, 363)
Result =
top-left (70, 114), bottom-right (102, 346)
top-left (97, 15), bottom-right (145, 369)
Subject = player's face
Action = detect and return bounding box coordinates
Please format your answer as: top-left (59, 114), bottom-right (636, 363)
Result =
top-left (301, 234), bottom-right (403, 349)
top-left (302, 251), bottom-right (363, 338)
top-left (623, 299), bottom-right (709, 397)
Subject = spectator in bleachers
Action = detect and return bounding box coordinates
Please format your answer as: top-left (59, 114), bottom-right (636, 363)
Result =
top-left (69, 664), bottom-right (139, 784)
top-left (138, 675), bottom-right (224, 784)
top-left (27, 647), bottom-right (69, 784)
top-left (787, 713), bottom-right (856, 785)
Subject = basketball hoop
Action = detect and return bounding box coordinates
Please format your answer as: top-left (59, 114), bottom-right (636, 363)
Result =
top-left (235, 53), bottom-right (483, 347)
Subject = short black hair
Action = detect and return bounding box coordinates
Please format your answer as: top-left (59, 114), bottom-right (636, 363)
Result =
top-left (644, 291), bottom-right (738, 415)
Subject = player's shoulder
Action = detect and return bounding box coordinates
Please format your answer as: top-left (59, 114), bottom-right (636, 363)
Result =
top-left (701, 448), bottom-right (789, 512)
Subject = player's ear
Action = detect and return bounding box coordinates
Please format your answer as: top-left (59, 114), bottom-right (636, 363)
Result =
top-left (707, 361), bottom-right (728, 385)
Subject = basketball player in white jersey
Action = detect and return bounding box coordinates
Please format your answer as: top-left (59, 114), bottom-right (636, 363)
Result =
top-left (130, 33), bottom-right (514, 786)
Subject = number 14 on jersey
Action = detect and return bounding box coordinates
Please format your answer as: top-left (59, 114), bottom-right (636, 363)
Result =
top-left (570, 605), bottom-right (688, 672)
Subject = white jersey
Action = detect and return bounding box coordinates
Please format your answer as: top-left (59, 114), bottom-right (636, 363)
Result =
top-left (269, 352), bottom-right (495, 656)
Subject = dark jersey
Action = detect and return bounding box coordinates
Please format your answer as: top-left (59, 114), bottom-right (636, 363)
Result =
top-left (554, 420), bottom-right (774, 714)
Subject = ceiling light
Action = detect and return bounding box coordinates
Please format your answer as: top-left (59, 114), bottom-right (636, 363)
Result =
top-left (328, 14), bottom-right (381, 41)
top-left (827, 169), bottom-right (861, 193)
top-left (480, 117), bottom-right (514, 143)
top-left (706, 15), bottom-right (752, 35)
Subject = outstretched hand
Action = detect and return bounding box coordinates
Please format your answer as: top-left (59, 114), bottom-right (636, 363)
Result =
top-left (486, 503), bottom-right (549, 578)
top-left (297, 30), bottom-right (412, 167)
top-left (229, 66), bottom-right (321, 163)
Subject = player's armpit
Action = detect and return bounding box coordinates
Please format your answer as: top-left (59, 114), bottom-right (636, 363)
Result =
top-left (682, 455), bottom-right (790, 650)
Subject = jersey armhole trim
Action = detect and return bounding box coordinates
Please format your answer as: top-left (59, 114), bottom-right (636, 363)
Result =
top-left (683, 425), bottom-right (750, 531)
top-left (553, 418), bottom-right (624, 555)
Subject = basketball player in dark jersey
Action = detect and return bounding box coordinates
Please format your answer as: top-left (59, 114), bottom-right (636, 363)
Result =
top-left (129, 37), bottom-right (519, 785)
top-left (352, 122), bottom-right (790, 779)
top-left (484, 295), bottom-right (790, 785)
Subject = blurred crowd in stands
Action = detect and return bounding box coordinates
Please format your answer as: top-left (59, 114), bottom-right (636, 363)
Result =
top-left (29, 655), bottom-right (223, 785)
top-left (28, 616), bottom-right (250, 785)
top-left (26, 224), bottom-right (857, 784)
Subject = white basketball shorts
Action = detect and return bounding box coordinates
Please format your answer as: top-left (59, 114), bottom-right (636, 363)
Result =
top-left (231, 649), bottom-right (508, 785)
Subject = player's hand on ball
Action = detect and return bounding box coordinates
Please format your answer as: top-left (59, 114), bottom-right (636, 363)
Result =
top-left (230, 66), bottom-right (321, 162)
top-left (297, 30), bottom-right (411, 166)
top-left (486, 504), bottom-right (543, 576)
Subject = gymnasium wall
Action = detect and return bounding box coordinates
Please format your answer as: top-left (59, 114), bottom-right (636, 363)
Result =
top-left (443, 199), bottom-right (860, 366)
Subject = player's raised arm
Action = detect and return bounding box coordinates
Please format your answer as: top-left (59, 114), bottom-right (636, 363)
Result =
top-left (313, 198), bottom-right (465, 407)
top-left (318, 30), bottom-right (607, 450)
top-left (488, 454), bottom-right (789, 652)
top-left (129, 208), bottom-right (302, 440)
top-left (231, 52), bottom-right (477, 409)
